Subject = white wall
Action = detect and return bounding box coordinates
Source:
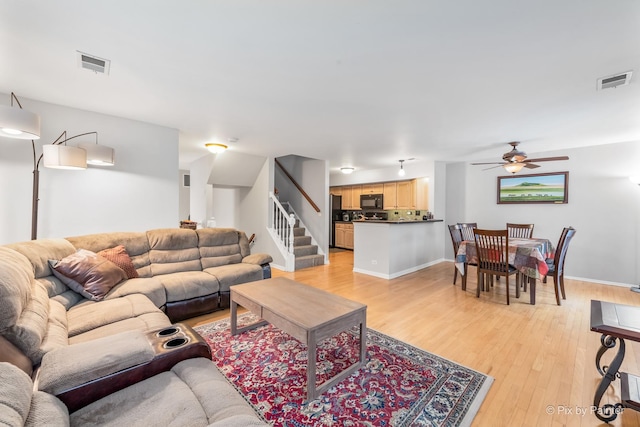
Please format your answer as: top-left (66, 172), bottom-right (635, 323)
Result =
top-left (276, 155), bottom-right (329, 256)
top-left (446, 140), bottom-right (640, 286)
top-left (0, 94), bottom-right (179, 243)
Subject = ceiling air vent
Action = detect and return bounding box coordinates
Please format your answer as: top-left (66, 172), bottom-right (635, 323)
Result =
top-left (597, 71), bottom-right (632, 90)
top-left (77, 51), bottom-right (110, 75)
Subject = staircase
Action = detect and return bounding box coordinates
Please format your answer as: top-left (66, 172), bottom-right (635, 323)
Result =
top-left (268, 192), bottom-right (325, 271)
top-left (291, 219), bottom-right (324, 270)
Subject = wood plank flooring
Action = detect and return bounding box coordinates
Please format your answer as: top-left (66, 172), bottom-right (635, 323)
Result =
top-left (184, 249), bottom-right (640, 426)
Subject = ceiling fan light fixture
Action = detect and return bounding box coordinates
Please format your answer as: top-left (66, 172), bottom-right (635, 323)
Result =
top-left (503, 162), bottom-right (525, 174)
top-left (206, 143), bottom-right (227, 153)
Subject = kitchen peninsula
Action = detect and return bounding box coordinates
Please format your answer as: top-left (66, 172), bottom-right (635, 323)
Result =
top-left (352, 219), bottom-right (444, 279)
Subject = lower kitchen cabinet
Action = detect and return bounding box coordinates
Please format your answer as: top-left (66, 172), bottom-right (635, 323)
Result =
top-left (335, 222), bottom-right (354, 250)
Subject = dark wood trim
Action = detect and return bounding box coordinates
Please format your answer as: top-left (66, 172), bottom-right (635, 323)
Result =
top-left (275, 158), bottom-right (321, 213)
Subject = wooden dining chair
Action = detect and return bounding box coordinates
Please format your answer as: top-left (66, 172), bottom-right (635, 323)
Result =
top-left (448, 225), bottom-right (463, 285)
top-left (506, 223), bottom-right (535, 238)
top-left (474, 229), bottom-right (519, 305)
top-left (457, 222), bottom-right (477, 241)
top-left (544, 227), bottom-right (576, 305)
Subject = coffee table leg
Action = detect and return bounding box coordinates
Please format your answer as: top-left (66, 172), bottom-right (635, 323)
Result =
top-left (359, 317), bottom-right (367, 365)
top-left (307, 331), bottom-right (317, 401)
top-left (230, 299), bottom-right (238, 335)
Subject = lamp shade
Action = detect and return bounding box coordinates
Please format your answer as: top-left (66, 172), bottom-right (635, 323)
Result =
top-left (42, 145), bottom-right (87, 169)
top-left (0, 104), bottom-right (41, 139)
top-left (79, 142), bottom-right (115, 166)
top-left (503, 162), bottom-right (525, 174)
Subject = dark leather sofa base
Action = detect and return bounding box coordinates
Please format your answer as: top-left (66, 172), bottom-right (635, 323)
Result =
top-left (56, 323), bottom-right (211, 413)
top-left (165, 293), bottom-right (222, 323)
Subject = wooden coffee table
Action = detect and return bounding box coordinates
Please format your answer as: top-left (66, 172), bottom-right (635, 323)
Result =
top-left (230, 277), bottom-right (367, 400)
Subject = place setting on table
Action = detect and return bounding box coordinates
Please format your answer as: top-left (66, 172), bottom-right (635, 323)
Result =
top-left (453, 223), bottom-right (557, 305)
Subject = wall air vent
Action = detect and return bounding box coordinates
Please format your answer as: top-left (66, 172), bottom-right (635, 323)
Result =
top-left (183, 174), bottom-right (190, 187)
top-left (77, 51), bottom-right (111, 75)
top-left (597, 71), bottom-right (632, 90)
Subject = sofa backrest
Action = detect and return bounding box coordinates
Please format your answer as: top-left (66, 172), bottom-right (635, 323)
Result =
top-left (146, 229), bottom-right (202, 276)
top-left (197, 228), bottom-right (247, 269)
top-left (66, 232), bottom-right (153, 278)
top-left (0, 246), bottom-right (54, 365)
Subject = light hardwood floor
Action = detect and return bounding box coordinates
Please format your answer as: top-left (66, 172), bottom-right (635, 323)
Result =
top-left (184, 249), bottom-right (640, 426)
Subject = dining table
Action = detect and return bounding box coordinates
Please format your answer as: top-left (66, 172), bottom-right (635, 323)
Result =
top-left (455, 237), bottom-right (555, 304)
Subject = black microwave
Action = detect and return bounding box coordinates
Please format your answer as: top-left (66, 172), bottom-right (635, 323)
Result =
top-left (360, 194), bottom-right (383, 210)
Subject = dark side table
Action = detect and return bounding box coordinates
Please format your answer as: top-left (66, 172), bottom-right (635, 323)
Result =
top-left (590, 299), bottom-right (640, 423)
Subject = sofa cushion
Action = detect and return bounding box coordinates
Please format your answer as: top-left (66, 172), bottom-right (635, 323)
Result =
top-left (66, 294), bottom-right (170, 343)
top-left (147, 229), bottom-right (202, 275)
top-left (49, 250), bottom-right (127, 302)
top-left (66, 232), bottom-right (152, 278)
top-left (3, 280), bottom-right (51, 365)
top-left (39, 300), bottom-right (69, 356)
top-left (97, 245), bottom-right (139, 279)
top-left (6, 239), bottom-right (77, 280)
top-left (25, 392), bottom-right (69, 427)
top-left (154, 271), bottom-right (220, 303)
top-left (69, 358), bottom-right (266, 427)
top-left (104, 276), bottom-right (167, 308)
top-left (204, 264), bottom-right (263, 293)
top-left (0, 247), bottom-right (34, 332)
top-left (0, 361), bottom-right (34, 427)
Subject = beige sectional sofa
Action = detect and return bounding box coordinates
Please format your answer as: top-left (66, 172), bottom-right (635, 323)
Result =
top-left (0, 227), bottom-right (272, 426)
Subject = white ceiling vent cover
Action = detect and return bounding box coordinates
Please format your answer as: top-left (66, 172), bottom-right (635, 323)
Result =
top-left (77, 51), bottom-right (110, 75)
top-left (597, 71), bottom-right (632, 90)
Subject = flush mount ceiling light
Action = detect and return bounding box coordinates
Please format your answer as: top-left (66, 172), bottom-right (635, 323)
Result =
top-left (206, 143), bottom-right (227, 153)
top-left (340, 167), bottom-right (355, 174)
top-left (503, 162), bottom-right (525, 174)
top-left (0, 92), bottom-right (41, 139)
top-left (398, 160), bottom-right (406, 177)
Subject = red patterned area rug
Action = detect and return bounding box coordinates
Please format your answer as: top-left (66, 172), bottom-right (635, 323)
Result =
top-left (195, 313), bottom-right (493, 427)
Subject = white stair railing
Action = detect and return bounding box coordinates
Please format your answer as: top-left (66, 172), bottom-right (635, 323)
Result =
top-left (268, 192), bottom-right (296, 271)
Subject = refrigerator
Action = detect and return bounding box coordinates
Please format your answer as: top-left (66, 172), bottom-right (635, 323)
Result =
top-left (329, 195), bottom-right (342, 247)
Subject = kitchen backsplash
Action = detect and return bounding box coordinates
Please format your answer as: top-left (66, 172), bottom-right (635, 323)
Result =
top-left (343, 209), bottom-right (430, 221)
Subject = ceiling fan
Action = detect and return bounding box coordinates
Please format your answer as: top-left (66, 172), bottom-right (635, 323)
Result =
top-left (471, 142), bottom-right (569, 174)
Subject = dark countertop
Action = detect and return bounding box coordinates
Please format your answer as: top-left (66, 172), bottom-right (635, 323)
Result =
top-left (353, 219), bottom-right (443, 224)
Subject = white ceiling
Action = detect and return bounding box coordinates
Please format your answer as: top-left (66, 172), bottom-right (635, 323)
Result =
top-left (2, 0), bottom-right (639, 173)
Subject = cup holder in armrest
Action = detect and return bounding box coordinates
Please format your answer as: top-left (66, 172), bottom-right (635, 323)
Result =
top-left (162, 336), bottom-right (190, 349)
top-left (156, 326), bottom-right (181, 338)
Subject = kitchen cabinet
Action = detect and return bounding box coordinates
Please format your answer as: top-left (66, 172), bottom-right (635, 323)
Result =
top-left (414, 178), bottom-right (429, 210)
top-left (396, 180), bottom-right (414, 209)
top-left (335, 222), bottom-right (354, 250)
top-left (361, 183), bottom-right (384, 194)
top-left (330, 186), bottom-right (342, 196)
top-left (383, 182), bottom-right (397, 209)
top-left (351, 185), bottom-right (362, 209)
top-left (341, 186), bottom-right (353, 210)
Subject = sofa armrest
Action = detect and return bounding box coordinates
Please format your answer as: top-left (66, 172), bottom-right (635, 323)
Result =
top-left (242, 253), bottom-right (273, 266)
top-left (37, 330), bottom-right (155, 396)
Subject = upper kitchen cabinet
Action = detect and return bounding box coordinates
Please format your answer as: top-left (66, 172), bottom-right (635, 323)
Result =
top-left (351, 185), bottom-right (362, 209)
top-left (341, 186), bottom-right (353, 209)
top-left (414, 178), bottom-right (429, 211)
top-left (330, 186), bottom-right (342, 196)
top-left (361, 183), bottom-right (384, 194)
top-left (383, 182), bottom-right (397, 209)
top-left (396, 180), bottom-right (414, 209)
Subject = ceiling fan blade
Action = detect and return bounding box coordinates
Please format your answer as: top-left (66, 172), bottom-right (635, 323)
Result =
top-left (471, 162), bottom-right (506, 165)
top-left (482, 165), bottom-right (503, 171)
top-left (522, 156), bottom-right (569, 163)
top-left (524, 163), bottom-right (540, 169)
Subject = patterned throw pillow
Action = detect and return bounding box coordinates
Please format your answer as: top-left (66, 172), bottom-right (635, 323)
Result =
top-left (97, 245), bottom-right (139, 279)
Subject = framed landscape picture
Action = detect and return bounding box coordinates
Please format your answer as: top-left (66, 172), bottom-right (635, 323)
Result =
top-left (497, 171), bottom-right (568, 204)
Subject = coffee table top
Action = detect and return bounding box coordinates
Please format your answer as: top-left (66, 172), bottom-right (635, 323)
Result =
top-left (231, 277), bottom-right (366, 330)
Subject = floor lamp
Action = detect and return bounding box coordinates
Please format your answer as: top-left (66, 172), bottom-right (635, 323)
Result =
top-left (1, 92), bottom-right (114, 240)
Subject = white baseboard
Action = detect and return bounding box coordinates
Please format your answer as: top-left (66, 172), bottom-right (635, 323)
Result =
top-left (354, 258), bottom-right (445, 280)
